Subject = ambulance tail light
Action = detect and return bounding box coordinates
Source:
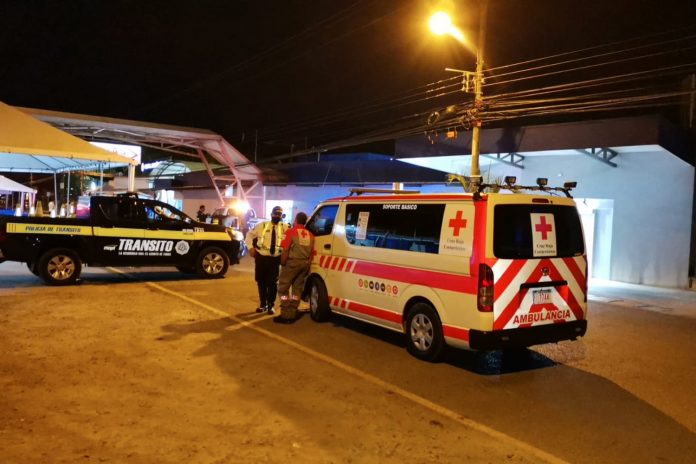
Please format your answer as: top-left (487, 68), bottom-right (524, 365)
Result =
top-left (477, 263), bottom-right (494, 312)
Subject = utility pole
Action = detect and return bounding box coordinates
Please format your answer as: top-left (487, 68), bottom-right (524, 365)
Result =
top-left (469, 0), bottom-right (488, 188)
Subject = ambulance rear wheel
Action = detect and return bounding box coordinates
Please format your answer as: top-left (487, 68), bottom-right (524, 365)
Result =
top-left (38, 248), bottom-right (82, 286)
top-left (405, 303), bottom-right (445, 362)
top-left (309, 278), bottom-right (331, 322)
top-left (196, 247), bottom-right (229, 278)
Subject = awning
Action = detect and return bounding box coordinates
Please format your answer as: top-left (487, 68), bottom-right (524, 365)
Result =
top-left (0, 100), bottom-right (137, 173)
top-left (0, 174), bottom-right (36, 194)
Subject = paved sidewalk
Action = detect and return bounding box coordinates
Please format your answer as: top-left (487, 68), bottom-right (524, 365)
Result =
top-left (588, 278), bottom-right (696, 319)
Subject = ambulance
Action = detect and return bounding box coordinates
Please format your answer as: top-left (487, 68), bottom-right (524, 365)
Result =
top-left (304, 178), bottom-right (587, 361)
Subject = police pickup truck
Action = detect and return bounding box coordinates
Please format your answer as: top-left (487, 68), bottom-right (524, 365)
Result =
top-left (0, 193), bottom-right (242, 285)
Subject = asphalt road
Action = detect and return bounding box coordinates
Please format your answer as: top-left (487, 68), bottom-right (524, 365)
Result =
top-left (1, 257), bottom-right (695, 463)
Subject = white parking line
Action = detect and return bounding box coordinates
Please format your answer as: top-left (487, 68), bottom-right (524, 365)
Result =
top-left (108, 267), bottom-right (569, 464)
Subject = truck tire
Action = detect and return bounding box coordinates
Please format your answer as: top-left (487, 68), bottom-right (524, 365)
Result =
top-left (309, 277), bottom-right (331, 322)
top-left (196, 246), bottom-right (229, 278)
top-left (405, 302), bottom-right (445, 362)
top-left (37, 248), bottom-right (82, 286)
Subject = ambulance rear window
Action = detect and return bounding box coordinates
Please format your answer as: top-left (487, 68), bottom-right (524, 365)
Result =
top-left (493, 204), bottom-right (584, 258)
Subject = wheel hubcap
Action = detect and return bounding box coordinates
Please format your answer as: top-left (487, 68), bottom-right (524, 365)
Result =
top-left (202, 253), bottom-right (224, 274)
top-left (410, 314), bottom-right (434, 351)
top-left (47, 255), bottom-right (75, 281)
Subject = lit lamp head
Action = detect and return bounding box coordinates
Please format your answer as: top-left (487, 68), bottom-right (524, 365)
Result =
top-left (504, 176), bottom-right (517, 186)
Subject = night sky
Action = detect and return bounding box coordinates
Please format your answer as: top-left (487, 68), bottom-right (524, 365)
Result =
top-left (1, 0), bottom-right (695, 160)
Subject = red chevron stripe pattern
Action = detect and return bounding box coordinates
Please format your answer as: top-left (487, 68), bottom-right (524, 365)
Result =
top-left (491, 256), bottom-right (587, 330)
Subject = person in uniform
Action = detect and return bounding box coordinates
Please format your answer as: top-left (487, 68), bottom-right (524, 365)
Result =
top-left (274, 212), bottom-right (315, 324)
top-left (196, 204), bottom-right (208, 222)
top-left (245, 206), bottom-right (289, 314)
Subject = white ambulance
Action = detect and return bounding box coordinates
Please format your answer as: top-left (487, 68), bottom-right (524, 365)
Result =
top-left (304, 178), bottom-right (587, 361)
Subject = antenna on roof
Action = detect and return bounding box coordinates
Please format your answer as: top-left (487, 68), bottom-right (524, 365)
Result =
top-left (349, 188), bottom-right (420, 196)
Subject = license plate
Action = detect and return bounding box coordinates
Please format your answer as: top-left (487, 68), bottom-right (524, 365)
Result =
top-left (533, 288), bottom-right (552, 305)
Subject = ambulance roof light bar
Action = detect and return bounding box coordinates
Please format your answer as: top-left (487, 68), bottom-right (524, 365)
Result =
top-left (476, 177), bottom-right (578, 198)
top-left (349, 188), bottom-right (421, 196)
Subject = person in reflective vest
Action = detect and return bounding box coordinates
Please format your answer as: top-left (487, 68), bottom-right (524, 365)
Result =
top-left (274, 212), bottom-right (315, 323)
top-left (245, 206), bottom-right (289, 314)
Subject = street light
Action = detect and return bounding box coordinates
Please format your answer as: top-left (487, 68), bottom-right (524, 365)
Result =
top-left (428, 1), bottom-right (488, 188)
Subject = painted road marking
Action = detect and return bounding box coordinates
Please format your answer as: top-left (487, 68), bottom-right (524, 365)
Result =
top-left (107, 266), bottom-right (569, 464)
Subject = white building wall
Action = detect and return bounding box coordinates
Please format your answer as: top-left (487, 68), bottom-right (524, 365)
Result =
top-left (519, 151), bottom-right (694, 288)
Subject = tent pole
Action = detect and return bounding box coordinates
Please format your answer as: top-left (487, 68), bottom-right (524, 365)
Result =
top-left (53, 172), bottom-right (58, 213)
top-left (99, 164), bottom-right (104, 194)
top-left (128, 164), bottom-right (135, 192)
top-left (66, 171), bottom-right (71, 207)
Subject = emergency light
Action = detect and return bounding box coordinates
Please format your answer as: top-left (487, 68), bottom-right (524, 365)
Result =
top-left (504, 176), bottom-right (517, 185)
top-left (563, 181), bottom-right (577, 189)
top-left (536, 178), bottom-right (548, 187)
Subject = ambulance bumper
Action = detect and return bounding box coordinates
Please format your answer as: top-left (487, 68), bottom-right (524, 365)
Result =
top-left (468, 320), bottom-right (587, 350)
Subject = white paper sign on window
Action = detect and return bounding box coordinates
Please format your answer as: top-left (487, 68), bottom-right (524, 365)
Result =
top-left (356, 211), bottom-right (369, 240)
top-left (530, 213), bottom-right (557, 257)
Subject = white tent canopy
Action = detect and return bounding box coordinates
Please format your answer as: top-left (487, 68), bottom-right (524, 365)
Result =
top-left (0, 174), bottom-right (36, 194)
top-left (0, 100), bottom-right (137, 173)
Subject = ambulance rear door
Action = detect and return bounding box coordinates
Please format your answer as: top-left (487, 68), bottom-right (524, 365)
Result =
top-left (490, 201), bottom-right (587, 332)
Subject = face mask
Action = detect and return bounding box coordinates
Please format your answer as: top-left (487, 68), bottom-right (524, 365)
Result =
top-left (271, 216), bottom-right (281, 224)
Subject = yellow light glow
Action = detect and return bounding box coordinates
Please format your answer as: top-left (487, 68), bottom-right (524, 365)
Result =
top-left (428, 11), bottom-right (466, 44)
top-left (429, 11), bottom-right (452, 35)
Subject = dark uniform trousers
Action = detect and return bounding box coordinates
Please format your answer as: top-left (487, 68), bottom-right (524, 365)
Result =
top-left (255, 254), bottom-right (282, 309)
top-left (277, 258), bottom-right (310, 319)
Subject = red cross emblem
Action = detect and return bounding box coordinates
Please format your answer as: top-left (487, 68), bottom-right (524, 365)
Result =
top-left (535, 216), bottom-right (553, 240)
top-left (448, 210), bottom-right (468, 237)
top-left (300, 229), bottom-right (307, 238)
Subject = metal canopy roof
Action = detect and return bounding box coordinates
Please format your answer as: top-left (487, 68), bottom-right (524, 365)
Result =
top-left (19, 106), bottom-right (262, 203)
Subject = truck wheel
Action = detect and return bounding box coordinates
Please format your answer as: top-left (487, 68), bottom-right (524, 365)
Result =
top-left (27, 261), bottom-right (40, 276)
top-left (405, 302), bottom-right (445, 362)
top-left (309, 277), bottom-right (331, 322)
top-left (38, 248), bottom-right (82, 286)
top-left (196, 247), bottom-right (229, 278)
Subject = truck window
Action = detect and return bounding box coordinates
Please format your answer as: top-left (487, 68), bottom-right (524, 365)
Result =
top-left (344, 203), bottom-right (444, 254)
top-left (307, 205), bottom-right (339, 237)
top-left (493, 204), bottom-right (585, 258)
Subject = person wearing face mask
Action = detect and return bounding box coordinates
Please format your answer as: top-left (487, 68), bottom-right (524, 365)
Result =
top-left (245, 206), bottom-right (289, 314)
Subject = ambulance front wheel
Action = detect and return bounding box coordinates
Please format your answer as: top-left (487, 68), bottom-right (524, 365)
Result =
top-left (37, 248), bottom-right (82, 286)
top-left (405, 303), bottom-right (445, 362)
top-left (309, 278), bottom-right (331, 322)
top-left (196, 247), bottom-right (229, 278)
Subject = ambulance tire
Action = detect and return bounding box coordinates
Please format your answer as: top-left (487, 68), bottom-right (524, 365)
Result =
top-left (37, 248), bottom-right (82, 286)
top-left (405, 303), bottom-right (445, 362)
top-left (27, 261), bottom-right (40, 276)
top-left (309, 278), bottom-right (331, 322)
top-left (195, 247), bottom-right (229, 278)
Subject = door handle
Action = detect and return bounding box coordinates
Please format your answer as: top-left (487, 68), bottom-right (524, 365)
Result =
top-left (323, 244), bottom-right (331, 250)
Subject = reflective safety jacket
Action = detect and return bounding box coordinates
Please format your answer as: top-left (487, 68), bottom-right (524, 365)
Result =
top-left (245, 220), bottom-right (289, 257)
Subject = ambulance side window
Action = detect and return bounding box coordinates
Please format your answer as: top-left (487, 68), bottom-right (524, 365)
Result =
top-left (344, 204), bottom-right (444, 254)
top-left (307, 205), bottom-right (339, 237)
